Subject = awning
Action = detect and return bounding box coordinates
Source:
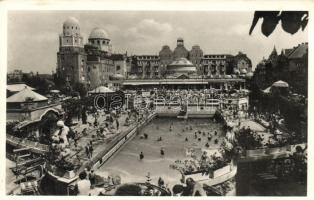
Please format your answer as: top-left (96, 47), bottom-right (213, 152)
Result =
top-left (88, 86), bottom-right (114, 93)
top-left (15, 107), bottom-right (62, 129)
top-left (7, 84), bottom-right (35, 92)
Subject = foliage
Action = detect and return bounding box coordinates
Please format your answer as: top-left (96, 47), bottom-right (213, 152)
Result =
top-left (73, 82), bottom-right (88, 98)
top-left (19, 73), bottom-right (55, 94)
top-left (115, 184), bottom-right (142, 196)
top-left (235, 128), bottom-right (263, 150)
top-left (249, 11), bottom-right (308, 37)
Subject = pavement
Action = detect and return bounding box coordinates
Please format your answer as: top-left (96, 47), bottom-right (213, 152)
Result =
top-left (68, 110), bottom-right (138, 169)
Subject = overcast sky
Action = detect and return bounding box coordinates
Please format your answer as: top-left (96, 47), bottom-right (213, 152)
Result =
top-left (7, 11), bottom-right (308, 74)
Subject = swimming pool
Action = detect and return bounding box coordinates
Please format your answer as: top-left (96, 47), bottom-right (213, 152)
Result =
top-left (98, 117), bottom-right (225, 187)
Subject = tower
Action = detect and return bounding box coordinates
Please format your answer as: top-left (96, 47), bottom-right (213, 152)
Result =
top-left (177, 37), bottom-right (184, 46)
top-left (268, 45), bottom-right (278, 65)
top-left (57, 17), bottom-right (87, 87)
top-left (173, 37), bottom-right (189, 59)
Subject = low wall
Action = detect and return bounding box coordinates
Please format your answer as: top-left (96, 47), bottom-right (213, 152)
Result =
top-left (87, 113), bottom-right (157, 170)
top-left (6, 135), bottom-right (49, 154)
top-left (182, 163), bottom-right (237, 187)
top-left (155, 105), bottom-right (217, 118)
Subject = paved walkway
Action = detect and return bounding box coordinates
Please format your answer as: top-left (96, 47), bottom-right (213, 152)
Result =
top-left (68, 111), bottom-right (138, 170)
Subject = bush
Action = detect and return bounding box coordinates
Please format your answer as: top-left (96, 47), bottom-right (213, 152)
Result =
top-left (115, 184), bottom-right (142, 196)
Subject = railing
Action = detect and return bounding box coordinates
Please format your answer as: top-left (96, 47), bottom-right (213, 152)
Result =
top-left (6, 135), bottom-right (49, 154)
top-left (181, 162), bottom-right (237, 186)
top-left (238, 143), bottom-right (307, 163)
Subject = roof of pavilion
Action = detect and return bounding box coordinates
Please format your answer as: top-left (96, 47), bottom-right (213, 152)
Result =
top-left (7, 87), bottom-right (48, 103)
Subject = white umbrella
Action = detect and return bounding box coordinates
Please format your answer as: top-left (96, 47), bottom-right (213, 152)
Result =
top-left (272, 80), bottom-right (289, 88)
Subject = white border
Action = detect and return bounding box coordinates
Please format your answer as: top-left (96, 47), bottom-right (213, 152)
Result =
top-left (0, 1), bottom-right (313, 200)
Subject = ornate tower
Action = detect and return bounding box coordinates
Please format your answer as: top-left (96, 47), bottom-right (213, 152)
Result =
top-left (173, 37), bottom-right (189, 59)
top-left (57, 17), bottom-right (87, 87)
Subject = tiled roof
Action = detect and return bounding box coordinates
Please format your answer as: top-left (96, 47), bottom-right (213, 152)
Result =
top-left (287, 43), bottom-right (308, 59)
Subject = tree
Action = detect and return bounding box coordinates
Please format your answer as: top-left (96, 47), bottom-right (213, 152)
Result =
top-left (249, 11), bottom-right (308, 37)
top-left (73, 82), bottom-right (88, 98)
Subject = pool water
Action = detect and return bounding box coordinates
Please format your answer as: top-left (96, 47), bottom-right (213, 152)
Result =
top-left (98, 117), bottom-right (225, 187)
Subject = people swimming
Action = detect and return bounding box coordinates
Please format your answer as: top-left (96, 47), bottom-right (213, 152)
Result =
top-left (139, 152), bottom-right (144, 160)
top-left (157, 136), bottom-right (162, 141)
top-left (160, 148), bottom-right (165, 156)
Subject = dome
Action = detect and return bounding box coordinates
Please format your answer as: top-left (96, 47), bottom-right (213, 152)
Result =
top-left (169, 57), bottom-right (193, 66)
top-left (63, 17), bottom-right (80, 36)
top-left (167, 57), bottom-right (196, 73)
top-left (63, 17), bottom-right (80, 29)
top-left (89, 27), bottom-right (109, 39)
top-left (177, 37), bottom-right (184, 41)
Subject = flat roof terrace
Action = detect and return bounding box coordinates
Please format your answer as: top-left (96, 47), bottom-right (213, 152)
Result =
top-left (123, 78), bottom-right (246, 85)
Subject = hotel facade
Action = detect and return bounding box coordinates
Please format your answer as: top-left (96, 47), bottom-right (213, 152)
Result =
top-left (57, 17), bottom-right (253, 91)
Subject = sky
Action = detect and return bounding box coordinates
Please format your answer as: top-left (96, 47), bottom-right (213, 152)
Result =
top-left (7, 11), bottom-right (308, 74)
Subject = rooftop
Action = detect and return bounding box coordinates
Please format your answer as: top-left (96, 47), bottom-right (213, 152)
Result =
top-left (7, 87), bottom-right (48, 103)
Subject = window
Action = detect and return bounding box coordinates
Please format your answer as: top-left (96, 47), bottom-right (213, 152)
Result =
top-left (97, 40), bottom-right (100, 44)
top-left (103, 41), bottom-right (105, 45)
top-left (72, 26), bottom-right (73, 29)
top-left (116, 65), bottom-right (121, 71)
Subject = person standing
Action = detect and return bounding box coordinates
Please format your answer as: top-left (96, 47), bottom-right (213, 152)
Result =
top-left (82, 107), bottom-right (87, 124)
top-left (89, 142), bottom-right (94, 158)
top-left (115, 119), bottom-right (120, 130)
top-left (89, 170), bottom-right (96, 187)
top-left (158, 177), bottom-right (165, 187)
top-left (76, 172), bottom-right (91, 195)
top-left (85, 145), bottom-right (90, 159)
